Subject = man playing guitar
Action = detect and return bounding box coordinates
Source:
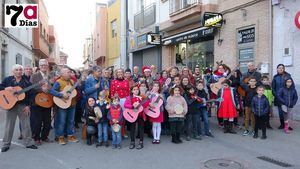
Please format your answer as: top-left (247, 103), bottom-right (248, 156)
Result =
top-left (50, 67), bottom-right (79, 145)
top-left (0, 64), bottom-right (37, 152)
top-left (30, 59), bottom-right (52, 145)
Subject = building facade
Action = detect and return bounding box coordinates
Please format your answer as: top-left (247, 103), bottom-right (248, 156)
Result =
top-left (215, 0), bottom-right (271, 74)
top-left (93, 3), bottom-right (107, 67)
top-left (272, 0), bottom-right (300, 117)
top-left (48, 25), bottom-right (60, 66)
top-left (83, 38), bottom-right (93, 69)
top-left (128, 0), bottom-right (162, 71)
top-left (0, 0), bottom-right (34, 81)
top-left (160, 0), bottom-right (218, 71)
top-left (32, 0), bottom-right (50, 66)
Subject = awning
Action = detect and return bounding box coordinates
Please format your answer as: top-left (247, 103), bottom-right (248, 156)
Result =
top-left (162, 27), bottom-right (216, 45)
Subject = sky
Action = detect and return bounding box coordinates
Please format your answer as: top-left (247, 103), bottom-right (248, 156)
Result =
top-left (44, 0), bottom-right (108, 68)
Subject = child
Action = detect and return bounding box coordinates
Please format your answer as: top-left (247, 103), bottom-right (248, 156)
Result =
top-left (251, 86), bottom-right (270, 139)
top-left (84, 97), bottom-right (99, 145)
top-left (197, 82), bottom-right (214, 137)
top-left (149, 82), bottom-right (164, 144)
top-left (261, 76), bottom-right (274, 129)
top-left (217, 80), bottom-right (238, 134)
top-left (184, 85), bottom-right (203, 141)
top-left (124, 85), bottom-right (150, 149)
top-left (277, 78), bottom-right (298, 134)
top-left (165, 85), bottom-right (188, 144)
top-left (107, 95), bottom-right (123, 149)
top-left (241, 76), bottom-right (257, 136)
top-left (96, 91), bottom-right (110, 147)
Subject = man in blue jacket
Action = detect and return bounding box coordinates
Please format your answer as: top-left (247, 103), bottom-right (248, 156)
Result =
top-left (84, 66), bottom-right (103, 100)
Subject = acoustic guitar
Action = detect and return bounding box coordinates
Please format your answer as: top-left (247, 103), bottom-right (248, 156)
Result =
top-left (144, 95), bottom-right (163, 118)
top-left (35, 92), bottom-right (53, 108)
top-left (210, 64), bottom-right (240, 95)
top-left (123, 97), bottom-right (149, 123)
top-left (53, 80), bottom-right (80, 109)
top-left (0, 81), bottom-right (45, 110)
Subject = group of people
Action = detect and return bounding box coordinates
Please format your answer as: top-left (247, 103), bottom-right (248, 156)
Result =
top-left (0, 59), bottom-right (298, 152)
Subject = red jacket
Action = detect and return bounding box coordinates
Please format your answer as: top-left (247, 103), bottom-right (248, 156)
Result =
top-left (110, 78), bottom-right (130, 99)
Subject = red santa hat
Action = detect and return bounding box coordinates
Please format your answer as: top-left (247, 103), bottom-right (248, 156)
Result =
top-left (142, 66), bottom-right (151, 73)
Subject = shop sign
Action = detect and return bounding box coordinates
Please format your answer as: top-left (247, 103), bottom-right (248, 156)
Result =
top-left (202, 12), bottom-right (223, 28)
top-left (164, 27), bottom-right (215, 45)
top-left (147, 33), bottom-right (161, 45)
top-left (238, 27), bottom-right (255, 44)
top-left (137, 34), bottom-right (147, 48)
top-left (295, 11), bottom-right (300, 29)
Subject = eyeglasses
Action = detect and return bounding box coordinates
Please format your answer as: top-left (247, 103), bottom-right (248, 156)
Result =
top-left (15, 69), bottom-right (23, 71)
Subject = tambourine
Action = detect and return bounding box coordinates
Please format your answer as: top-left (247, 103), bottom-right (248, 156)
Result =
top-left (94, 107), bottom-right (102, 119)
top-left (112, 124), bottom-right (121, 132)
top-left (174, 104), bottom-right (184, 115)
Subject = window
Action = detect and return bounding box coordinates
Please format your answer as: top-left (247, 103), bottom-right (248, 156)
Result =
top-left (16, 54), bottom-right (22, 65)
top-left (111, 20), bottom-right (117, 38)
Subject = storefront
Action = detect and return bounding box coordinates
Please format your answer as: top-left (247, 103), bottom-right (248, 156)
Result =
top-left (162, 27), bottom-right (216, 71)
top-left (129, 33), bottom-right (162, 71)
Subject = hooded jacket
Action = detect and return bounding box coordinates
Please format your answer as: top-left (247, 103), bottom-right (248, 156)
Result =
top-left (277, 78), bottom-right (298, 108)
top-left (251, 95), bottom-right (270, 117)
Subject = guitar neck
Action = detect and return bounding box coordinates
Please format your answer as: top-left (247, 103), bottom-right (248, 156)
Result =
top-left (136, 98), bottom-right (149, 109)
top-left (16, 83), bottom-right (41, 95)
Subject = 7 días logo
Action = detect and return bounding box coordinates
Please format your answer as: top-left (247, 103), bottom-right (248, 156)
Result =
top-left (5, 4), bottom-right (38, 28)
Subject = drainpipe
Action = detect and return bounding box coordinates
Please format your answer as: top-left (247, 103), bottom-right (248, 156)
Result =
top-left (269, 0), bottom-right (273, 77)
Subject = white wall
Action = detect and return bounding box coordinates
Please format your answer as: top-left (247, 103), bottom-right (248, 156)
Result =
top-left (273, 0), bottom-right (300, 119)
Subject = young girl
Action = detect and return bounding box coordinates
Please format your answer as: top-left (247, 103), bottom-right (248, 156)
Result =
top-left (96, 91), bottom-right (110, 147)
top-left (184, 85), bottom-right (202, 141)
top-left (149, 82), bottom-right (164, 144)
top-left (217, 80), bottom-right (238, 134)
top-left (84, 97), bottom-right (99, 145)
top-left (165, 85), bottom-right (188, 144)
top-left (107, 95), bottom-right (123, 149)
top-left (124, 85), bottom-right (150, 149)
top-left (277, 78), bottom-right (298, 134)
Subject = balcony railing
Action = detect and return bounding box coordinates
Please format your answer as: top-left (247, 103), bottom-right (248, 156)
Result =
top-left (169, 0), bottom-right (201, 15)
top-left (134, 3), bottom-right (156, 30)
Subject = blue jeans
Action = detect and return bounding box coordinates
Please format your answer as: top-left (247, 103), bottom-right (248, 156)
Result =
top-left (97, 122), bottom-right (108, 143)
top-left (111, 127), bottom-right (122, 145)
top-left (200, 107), bottom-right (210, 134)
top-left (87, 126), bottom-right (96, 134)
top-left (277, 105), bottom-right (284, 121)
top-left (191, 114), bottom-right (202, 136)
top-left (56, 106), bottom-right (75, 136)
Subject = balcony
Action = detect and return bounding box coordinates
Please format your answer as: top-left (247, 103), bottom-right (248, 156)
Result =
top-left (134, 3), bottom-right (156, 30)
top-left (169, 0), bottom-right (202, 22)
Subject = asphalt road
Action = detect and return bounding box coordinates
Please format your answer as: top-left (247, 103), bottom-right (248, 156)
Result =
top-left (0, 108), bottom-right (300, 169)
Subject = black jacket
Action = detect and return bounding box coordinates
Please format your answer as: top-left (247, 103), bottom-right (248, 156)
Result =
top-left (184, 93), bottom-right (201, 114)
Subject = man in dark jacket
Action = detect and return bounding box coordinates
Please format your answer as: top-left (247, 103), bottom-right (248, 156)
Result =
top-left (251, 86), bottom-right (270, 139)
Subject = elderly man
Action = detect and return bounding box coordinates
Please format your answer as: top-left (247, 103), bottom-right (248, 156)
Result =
top-left (30, 59), bottom-right (52, 145)
top-left (0, 64), bottom-right (37, 152)
top-left (50, 67), bottom-right (79, 145)
top-left (242, 62), bottom-right (262, 85)
top-left (133, 66), bottom-right (140, 83)
top-left (84, 66), bottom-right (103, 100)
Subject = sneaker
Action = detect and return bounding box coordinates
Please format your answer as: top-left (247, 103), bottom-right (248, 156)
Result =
top-left (112, 144), bottom-right (116, 149)
top-left (186, 136), bottom-right (191, 141)
top-left (129, 142), bottom-right (135, 149)
top-left (67, 135), bottom-right (79, 143)
top-left (96, 142), bottom-right (103, 147)
top-left (242, 130), bottom-right (250, 136)
top-left (26, 145), bottom-right (38, 149)
top-left (18, 135), bottom-right (23, 140)
top-left (194, 135), bottom-right (202, 140)
top-left (251, 131), bottom-right (255, 136)
top-left (152, 140), bottom-right (156, 144)
top-left (136, 142), bottom-right (143, 149)
top-left (58, 136), bottom-right (66, 145)
top-left (156, 140), bottom-right (160, 144)
top-left (205, 132), bottom-right (214, 138)
top-left (288, 127), bottom-right (293, 131)
top-left (261, 135), bottom-right (267, 140)
top-left (117, 144), bottom-right (121, 149)
top-left (104, 141), bottom-right (109, 147)
top-left (253, 133), bottom-right (258, 139)
top-left (1, 147), bottom-right (9, 152)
